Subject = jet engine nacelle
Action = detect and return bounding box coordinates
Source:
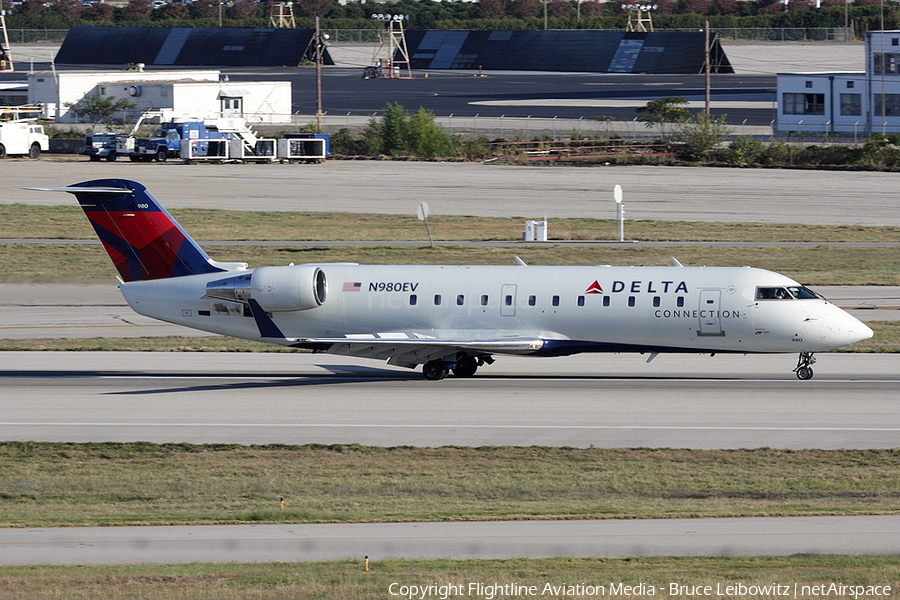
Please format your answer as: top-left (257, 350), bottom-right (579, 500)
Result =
top-left (205, 265), bottom-right (327, 312)
top-left (252, 266), bottom-right (327, 312)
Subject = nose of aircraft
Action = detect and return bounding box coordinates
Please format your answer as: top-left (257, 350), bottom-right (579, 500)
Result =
top-left (845, 313), bottom-right (874, 345)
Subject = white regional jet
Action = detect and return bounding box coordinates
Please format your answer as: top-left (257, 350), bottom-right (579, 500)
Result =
top-left (30, 179), bottom-right (873, 380)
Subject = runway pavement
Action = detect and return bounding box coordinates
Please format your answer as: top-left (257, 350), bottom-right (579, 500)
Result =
top-left (1, 351), bottom-right (898, 449)
top-left (3, 516), bottom-right (900, 565)
top-left (6, 160), bottom-right (900, 226)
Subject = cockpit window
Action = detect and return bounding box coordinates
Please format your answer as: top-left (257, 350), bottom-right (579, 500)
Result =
top-left (788, 286), bottom-right (819, 300)
top-left (757, 286), bottom-right (820, 300)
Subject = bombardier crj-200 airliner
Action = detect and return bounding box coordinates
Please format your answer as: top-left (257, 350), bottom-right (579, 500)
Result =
top-left (30, 179), bottom-right (873, 380)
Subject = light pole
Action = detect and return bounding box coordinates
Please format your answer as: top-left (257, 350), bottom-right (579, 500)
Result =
top-left (315, 15), bottom-right (323, 132)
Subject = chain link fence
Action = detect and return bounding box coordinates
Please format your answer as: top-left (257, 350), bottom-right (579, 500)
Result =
top-left (6, 29), bottom-right (68, 43)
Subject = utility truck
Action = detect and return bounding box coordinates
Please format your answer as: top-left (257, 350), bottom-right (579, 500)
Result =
top-left (0, 117), bottom-right (49, 159)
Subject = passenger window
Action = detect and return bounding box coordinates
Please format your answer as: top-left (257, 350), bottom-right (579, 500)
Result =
top-left (410, 294), bottom-right (417, 306)
top-left (481, 295), bottom-right (488, 306)
top-left (457, 294), bottom-right (464, 306)
top-left (504, 295), bottom-right (513, 306)
top-left (628, 296), bottom-right (635, 307)
top-left (528, 295), bottom-right (536, 306)
top-left (552, 295), bottom-right (559, 307)
top-left (602, 296), bottom-right (610, 307)
top-left (577, 296), bottom-right (585, 307)
top-left (434, 294), bottom-right (441, 306)
top-left (652, 296), bottom-right (660, 308)
top-left (677, 296), bottom-right (684, 308)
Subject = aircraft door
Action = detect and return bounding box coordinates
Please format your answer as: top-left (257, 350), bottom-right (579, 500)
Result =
top-left (698, 289), bottom-right (724, 336)
top-left (500, 284), bottom-right (517, 317)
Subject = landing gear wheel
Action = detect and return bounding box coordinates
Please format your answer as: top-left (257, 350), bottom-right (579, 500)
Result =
top-left (794, 352), bottom-right (817, 381)
top-left (452, 355), bottom-right (479, 378)
top-left (423, 360), bottom-right (450, 381)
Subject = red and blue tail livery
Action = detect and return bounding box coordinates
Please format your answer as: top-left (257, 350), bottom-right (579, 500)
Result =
top-left (31, 179), bottom-right (226, 282)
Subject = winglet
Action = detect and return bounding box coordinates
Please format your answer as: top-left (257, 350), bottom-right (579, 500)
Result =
top-left (671, 257), bottom-right (684, 267)
top-left (248, 299), bottom-right (286, 339)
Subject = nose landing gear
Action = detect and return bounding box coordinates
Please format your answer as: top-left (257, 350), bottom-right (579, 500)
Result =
top-left (794, 352), bottom-right (816, 380)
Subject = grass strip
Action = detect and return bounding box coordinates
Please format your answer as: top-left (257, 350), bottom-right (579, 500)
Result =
top-left (0, 556), bottom-right (898, 600)
top-left (1, 243), bottom-right (899, 285)
top-left (2, 444), bottom-right (900, 528)
top-left (2, 321), bottom-right (899, 352)
top-left (3, 204), bottom-right (900, 243)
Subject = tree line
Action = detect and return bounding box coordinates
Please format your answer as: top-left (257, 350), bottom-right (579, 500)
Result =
top-left (3, 0), bottom-right (898, 33)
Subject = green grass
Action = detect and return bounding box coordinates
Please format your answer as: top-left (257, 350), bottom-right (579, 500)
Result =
top-left (1, 556), bottom-right (898, 600)
top-left (2, 243), bottom-right (899, 285)
top-left (2, 444), bottom-right (900, 528)
top-left (4, 204), bottom-right (900, 243)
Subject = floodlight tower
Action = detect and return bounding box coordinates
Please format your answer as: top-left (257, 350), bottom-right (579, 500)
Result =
top-left (623, 3), bottom-right (657, 33)
top-left (371, 14), bottom-right (412, 79)
top-left (269, 2), bottom-right (296, 28)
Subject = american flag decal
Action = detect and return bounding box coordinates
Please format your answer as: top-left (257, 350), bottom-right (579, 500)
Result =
top-left (343, 282), bottom-right (362, 292)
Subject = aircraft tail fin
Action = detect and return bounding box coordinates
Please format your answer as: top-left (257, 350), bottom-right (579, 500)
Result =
top-left (27, 179), bottom-right (230, 282)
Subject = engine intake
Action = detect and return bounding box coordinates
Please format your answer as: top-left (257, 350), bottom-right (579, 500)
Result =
top-left (205, 265), bottom-right (327, 312)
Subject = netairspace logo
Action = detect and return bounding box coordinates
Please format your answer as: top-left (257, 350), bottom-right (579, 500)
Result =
top-left (387, 581), bottom-right (893, 600)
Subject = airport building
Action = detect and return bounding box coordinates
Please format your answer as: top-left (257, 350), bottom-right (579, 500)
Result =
top-left (777, 30), bottom-right (900, 135)
top-left (27, 69), bottom-right (292, 124)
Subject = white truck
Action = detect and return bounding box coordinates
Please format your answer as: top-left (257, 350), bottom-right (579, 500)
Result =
top-left (0, 119), bottom-right (49, 159)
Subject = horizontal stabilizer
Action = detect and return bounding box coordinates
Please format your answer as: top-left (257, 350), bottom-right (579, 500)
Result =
top-left (23, 186), bottom-right (134, 194)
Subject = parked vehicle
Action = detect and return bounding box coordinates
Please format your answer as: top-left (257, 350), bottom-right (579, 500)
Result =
top-left (118, 111), bottom-right (272, 162)
top-left (78, 132), bottom-right (119, 161)
top-left (0, 119), bottom-right (49, 159)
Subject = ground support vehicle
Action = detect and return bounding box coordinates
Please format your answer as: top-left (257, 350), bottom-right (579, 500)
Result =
top-left (0, 118), bottom-right (49, 159)
top-left (277, 133), bottom-right (329, 163)
top-left (78, 132), bottom-right (119, 161)
top-left (120, 121), bottom-right (229, 162)
top-left (119, 111), bottom-right (278, 163)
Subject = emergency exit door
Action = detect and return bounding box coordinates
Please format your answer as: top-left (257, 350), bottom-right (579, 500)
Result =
top-left (698, 289), bottom-right (724, 336)
top-left (500, 284), bottom-right (517, 317)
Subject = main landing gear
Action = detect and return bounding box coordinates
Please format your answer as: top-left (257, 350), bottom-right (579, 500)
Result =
top-left (794, 352), bottom-right (817, 380)
top-left (422, 353), bottom-right (493, 380)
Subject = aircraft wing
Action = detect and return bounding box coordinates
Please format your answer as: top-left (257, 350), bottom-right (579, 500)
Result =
top-left (247, 299), bottom-right (542, 367)
top-left (296, 337), bottom-right (544, 368)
